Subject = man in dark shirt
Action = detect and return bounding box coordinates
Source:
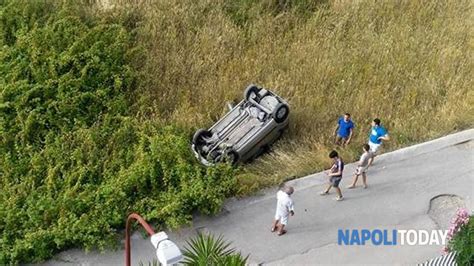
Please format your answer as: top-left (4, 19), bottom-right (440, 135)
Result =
top-left (320, 150), bottom-right (344, 201)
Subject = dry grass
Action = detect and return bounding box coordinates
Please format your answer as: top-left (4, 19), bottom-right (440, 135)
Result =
top-left (113, 0), bottom-right (473, 194)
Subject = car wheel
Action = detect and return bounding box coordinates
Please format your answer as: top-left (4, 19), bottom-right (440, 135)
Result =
top-left (244, 84), bottom-right (260, 101)
top-left (272, 103), bottom-right (289, 123)
top-left (226, 150), bottom-right (239, 164)
top-left (192, 129), bottom-right (212, 145)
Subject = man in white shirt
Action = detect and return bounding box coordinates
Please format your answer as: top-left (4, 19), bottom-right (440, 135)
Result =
top-left (271, 186), bottom-right (295, 236)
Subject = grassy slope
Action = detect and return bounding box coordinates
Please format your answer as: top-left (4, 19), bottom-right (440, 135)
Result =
top-left (133, 0), bottom-right (473, 192)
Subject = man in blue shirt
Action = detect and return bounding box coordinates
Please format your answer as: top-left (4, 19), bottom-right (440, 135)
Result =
top-left (368, 118), bottom-right (390, 166)
top-left (334, 113), bottom-right (354, 146)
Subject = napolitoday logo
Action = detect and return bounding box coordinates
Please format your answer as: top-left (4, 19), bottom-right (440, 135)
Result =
top-left (338, 229), bottom-right (448, 246)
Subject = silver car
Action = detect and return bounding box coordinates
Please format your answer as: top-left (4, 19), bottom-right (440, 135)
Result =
top-left (192, 84), bottom-right (289, 165)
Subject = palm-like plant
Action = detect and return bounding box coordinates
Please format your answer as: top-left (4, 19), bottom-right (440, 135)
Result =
top-left (183, 232), bottom-right (248, 266)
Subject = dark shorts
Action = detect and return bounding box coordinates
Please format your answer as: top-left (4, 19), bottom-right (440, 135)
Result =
top-left (330, 176), bottom-right (342, 187)
top-left (335, 135), bottom-right (348, 143)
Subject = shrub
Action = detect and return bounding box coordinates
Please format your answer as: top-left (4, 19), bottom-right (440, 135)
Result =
top-left (445, 209), bottom-right (473, 265)
top-left (0, 1), bottom-right (237, 264)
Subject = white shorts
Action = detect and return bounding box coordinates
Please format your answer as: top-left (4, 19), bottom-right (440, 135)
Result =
top-left (368, 141), bottom-right (381, 153)
top-left (274, 213), bottom-right (289, 225)
top-left (355, 166), bottom-right (368, 175)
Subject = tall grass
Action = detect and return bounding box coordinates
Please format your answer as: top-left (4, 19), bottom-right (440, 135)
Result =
top-left (121, 0), bottom-right (473, 193)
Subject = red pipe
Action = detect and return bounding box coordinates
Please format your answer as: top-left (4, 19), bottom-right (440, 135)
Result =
top-left (125, 213), bottom-right (156, 266)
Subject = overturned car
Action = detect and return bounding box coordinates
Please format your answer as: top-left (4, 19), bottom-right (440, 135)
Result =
top-left (192, 84), bottom-right (289, 165)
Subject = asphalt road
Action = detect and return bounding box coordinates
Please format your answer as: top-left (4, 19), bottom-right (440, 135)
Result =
top-left (46, 129), bottom-right (474, 265)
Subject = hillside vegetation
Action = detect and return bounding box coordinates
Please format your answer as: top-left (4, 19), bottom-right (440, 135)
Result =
top-left (0, 0), bottom-right (472, 263)
top-left (134, 0), bottom-right (473, 188)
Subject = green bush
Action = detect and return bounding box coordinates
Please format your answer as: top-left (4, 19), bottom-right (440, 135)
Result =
top-left (0, 1), bottom-right (237, 264)
top-left (449, 217), bottom-right (474, 265)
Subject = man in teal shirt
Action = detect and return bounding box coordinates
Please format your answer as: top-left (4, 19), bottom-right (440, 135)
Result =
top-left (368, 118), bottom-right (389, 166)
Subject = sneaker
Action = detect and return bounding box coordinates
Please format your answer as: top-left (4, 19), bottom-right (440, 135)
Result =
top-left (320, 191), bottom-right (329, 196)
top-left (335, 196), bottom-right (344, 201)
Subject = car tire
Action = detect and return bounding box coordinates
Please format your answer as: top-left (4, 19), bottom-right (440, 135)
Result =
top-left (244, 84), bottom-right (260, 101)
top-left (226, 149), bottom-right (239, 164)
top-left (272, 103), bottom-right (289, 123)
top-left (192, 129), bottom-right (212, 145)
